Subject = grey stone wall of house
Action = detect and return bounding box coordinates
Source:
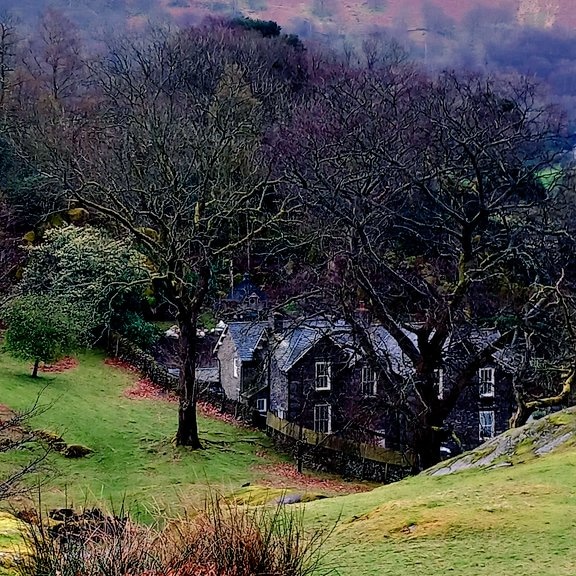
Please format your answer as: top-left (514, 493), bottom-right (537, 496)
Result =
top-left (269, 339), bottom-right (404, 448)
top-left (284, 339), bottom-right (351, 432)
top-left (267, 427), bottom-right (411, 483)
top-left (269, 351), bottom-right (289, 416)
top-left (216, 332), bottom-right (241, 401)
top-left (445, 365), bottom-right (515, 451)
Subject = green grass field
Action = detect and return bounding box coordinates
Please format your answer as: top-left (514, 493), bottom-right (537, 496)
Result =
top-left (3, 350), bottom-right (576, 575)
top-left (0, 350), bottom-right (289, 516)
top-left (304, 437), bottom-right (576, 575)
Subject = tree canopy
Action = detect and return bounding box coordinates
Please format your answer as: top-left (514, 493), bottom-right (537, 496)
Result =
top-left (2, 14), bottom-right (575, 466)
top-left (2, 294), bottom-right (90, 376)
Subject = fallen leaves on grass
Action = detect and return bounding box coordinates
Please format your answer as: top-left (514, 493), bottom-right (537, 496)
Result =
top-left (40, 357), bottom-right (78, 373)
top-left (258, 462), bottom-right (372, 494)
top-left (198, 401), bottom-right (244, 426)
top-left (124, 378), bottom-right (178, 402)
top-left (110, 358), bottom-right (251, 428)
top-left (104, 357), bottom-right (140, 374)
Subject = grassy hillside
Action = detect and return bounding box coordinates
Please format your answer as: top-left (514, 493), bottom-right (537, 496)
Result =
top-left (3, 349), bottom-right (576, 575)
top-left (0, 351), bottom-right (296, 515)
top-left (305, 411), bottom-right (576, 575)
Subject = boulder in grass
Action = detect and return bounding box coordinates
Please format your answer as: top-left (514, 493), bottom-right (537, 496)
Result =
top-left (34, 429), bottom-right (64, 445)
top-left (63, 444), bottom-right (94, 458)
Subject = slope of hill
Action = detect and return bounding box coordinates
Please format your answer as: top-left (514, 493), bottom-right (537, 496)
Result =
top-left (4, 0), bottom-right (576, 34)
top-left (164, 0), bottom-right (576, 34)
top-left (304, 408), bottom-right (576, 575)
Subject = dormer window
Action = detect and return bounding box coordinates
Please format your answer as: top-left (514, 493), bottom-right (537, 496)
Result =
top-left (248, 293), bottom-right (260, 308)
top-left (315, 361), bottom-right (332, 390)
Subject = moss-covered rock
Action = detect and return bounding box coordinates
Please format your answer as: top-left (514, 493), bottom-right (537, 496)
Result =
top-left (226, 485), bottom-right (326, 506)
top-left (428, 406), bottom-right (576, 476)
top-left (63, 444), bottom-right (94, 458)
top-left (0, 512), bottom-right (30, 574)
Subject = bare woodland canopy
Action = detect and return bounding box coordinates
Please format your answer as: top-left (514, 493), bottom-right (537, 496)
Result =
top-left (1, 13), bottom-right (575, 468)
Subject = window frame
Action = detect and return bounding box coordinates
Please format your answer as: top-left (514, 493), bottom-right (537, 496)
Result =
top-left (314, 403), bottom-right (332, 434)
top-left (256, 398), bottom-right (267, 414)
top-left (479, 410), bottom-right (495, 440)
top-left (434, 368), bottom-right (444, 399)
top-left (315, 361), bottom-right (332, 391)
top-left (360, 366), bottom-right (377, 396)
top-left (248, 294), bottom-right (260, 308)
top-left (478, 367), bottom-right (495, 397)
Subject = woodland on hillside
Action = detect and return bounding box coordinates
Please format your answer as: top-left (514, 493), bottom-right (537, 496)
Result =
top-left (4, 0), bottom-right (576, 108)
top-left (0, 10), bottom-right (576, 468)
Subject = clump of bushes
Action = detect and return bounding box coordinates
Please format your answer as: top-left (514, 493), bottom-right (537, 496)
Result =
top-left (16, 496), bottom-right (335, 576)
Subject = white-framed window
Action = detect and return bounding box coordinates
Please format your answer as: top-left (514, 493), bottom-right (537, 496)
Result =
top-left (478, 367), bottom-right (495, 397)
top-left (256, 398), bottom-right (267, 414)
top-left (315, 361), bottom-right (332, 390)
top-left (233, 357), bottom-right (240, 379)
top-left (434, 368), bottom-right (444, 399)
top-left (479, 410), bottom-right (495, 440)
top-left (314, 403), bottom-right (332, 434)
top-left (361, 366), bottom-right (377, 396)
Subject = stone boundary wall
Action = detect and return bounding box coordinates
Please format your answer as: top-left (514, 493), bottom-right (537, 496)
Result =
top-left (108, 332), bottom-right (179, 392)
top-left (106, 333), bottom-right (262, 425)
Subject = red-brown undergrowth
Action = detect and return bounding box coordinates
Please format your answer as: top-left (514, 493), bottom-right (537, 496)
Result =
top-left (40, 357), bottom-right (79, 373)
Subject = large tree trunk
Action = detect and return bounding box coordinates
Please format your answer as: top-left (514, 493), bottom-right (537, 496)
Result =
top-left (175, 311), bottom-right (202, 449)
top-left (411, 423), bottom-right (442, 473)
top-left (31, 358), bottom-right (40, 378)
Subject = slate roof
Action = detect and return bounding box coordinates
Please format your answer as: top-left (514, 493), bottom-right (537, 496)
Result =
top-left (367, 326), bottom-right (419, 376)
top-left (273, 321), bottom-right (495, 376)
top-left (273, 326), bottom-right (325, 373)
top-left (226, 273), bottom-right (267, 303)
top-left (226, 321), bottom-right (268, 362)
top-left (196, 367), bottom-right (220, 384)
top-left (226, 317), bottom-right (506, 375)
top-left (272, 320), bottom-right (413, 374)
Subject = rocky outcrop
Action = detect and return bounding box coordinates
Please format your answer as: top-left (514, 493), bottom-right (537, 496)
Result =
top-left (427, 407), bottom-right (576, 476)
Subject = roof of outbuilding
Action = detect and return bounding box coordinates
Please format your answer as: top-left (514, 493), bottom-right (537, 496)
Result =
top-left (226, 273), bottom-right (267, 303)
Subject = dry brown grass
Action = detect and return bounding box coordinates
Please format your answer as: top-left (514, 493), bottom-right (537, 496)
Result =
top-left (15, 495), bottom-right (335, 576)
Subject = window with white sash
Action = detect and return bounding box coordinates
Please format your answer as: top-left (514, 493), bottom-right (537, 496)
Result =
top-left (478, 367), bottom-right (495, 397)
top-left (314, 404), bottom-right (332, 433)
top-left (315, 361), bottom-right (332, 390)
top-left (479, 410), bottom-right (495, 440)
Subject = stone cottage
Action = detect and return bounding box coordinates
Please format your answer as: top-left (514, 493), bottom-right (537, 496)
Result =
top-left (215, 318), bottom-right (516, 454)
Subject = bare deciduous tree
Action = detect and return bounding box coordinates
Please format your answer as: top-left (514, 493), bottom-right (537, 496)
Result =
top-left (277, 68), bottom-right (570, 468)
top-left (10, 25), bottom-right (302, 448)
